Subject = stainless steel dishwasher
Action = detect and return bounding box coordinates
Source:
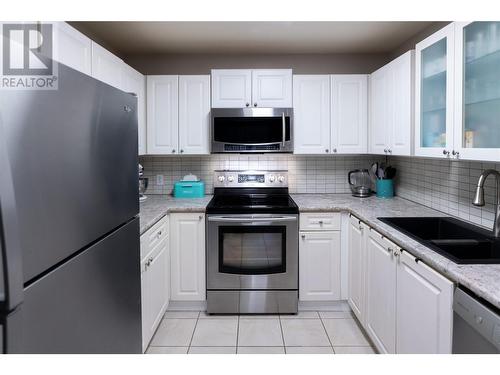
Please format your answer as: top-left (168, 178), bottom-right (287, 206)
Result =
top-left (453, 287), bottom-right (500, 353)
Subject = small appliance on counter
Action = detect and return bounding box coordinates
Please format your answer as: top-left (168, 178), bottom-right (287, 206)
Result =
top-left (139, 163), bottom-right (148, 202)
top-left (173, 174), bottom-right (205, 198)
top-left (348, 169), bottom-right (372, 197)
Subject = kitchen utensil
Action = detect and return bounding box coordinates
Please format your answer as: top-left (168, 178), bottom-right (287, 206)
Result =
top-left (378, 167), bottom-right (385, 179)
top-left (385, 166), bottom-right (397, 180)
top-left (348, 169), bottom-right (373, 198)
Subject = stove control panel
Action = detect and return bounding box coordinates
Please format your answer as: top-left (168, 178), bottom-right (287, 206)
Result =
top-left (214, 170), bottom-right (288, 188)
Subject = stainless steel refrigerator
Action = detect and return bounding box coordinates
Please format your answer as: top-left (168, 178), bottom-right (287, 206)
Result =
top-left (0, 62), bottom-right (142, 353)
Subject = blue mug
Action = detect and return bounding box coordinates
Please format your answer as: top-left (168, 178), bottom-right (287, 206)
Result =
top-left (376, 179), bottom-right (394, 198)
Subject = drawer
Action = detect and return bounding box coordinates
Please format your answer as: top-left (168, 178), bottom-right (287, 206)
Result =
top-left (141, 215), bottom-right (168, 259)
top-left (300, 212), bottom-right (341, 231)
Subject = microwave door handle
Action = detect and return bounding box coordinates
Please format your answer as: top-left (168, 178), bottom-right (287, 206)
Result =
top-left (282, 113), bottom-right (286, 147)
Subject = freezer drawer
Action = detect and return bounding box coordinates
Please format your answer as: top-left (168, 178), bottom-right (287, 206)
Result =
top-left (5, 217), bottom-right (141, 354)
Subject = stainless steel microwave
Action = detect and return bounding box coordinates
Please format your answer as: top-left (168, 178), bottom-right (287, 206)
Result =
top-left (211, 108), bottom-right (293, 153)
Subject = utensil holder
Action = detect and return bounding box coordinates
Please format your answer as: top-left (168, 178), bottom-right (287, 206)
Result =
top-left (376, 179), bottom-right (394, 198)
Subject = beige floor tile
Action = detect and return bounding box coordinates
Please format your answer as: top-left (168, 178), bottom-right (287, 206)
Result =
top-left (146, 346), bottom-right (188, 354)
top-left (322, 318), bottom-right (370, 346)
top-left (334, 346), bottom-right (376, 354)
top-left (191, 319), bottom-right (238, 346)
top-left (286, 346), bottom-right (334, 354)
top-left (280, 311), bottom-right (319, 319)
top-left (163, 311), bottom-right (200, 319)
top-left (281, 319), bottom-right (331, 347)
top-left (319, 311), bottom-right (354, 319)
top-left (238, 347), bottom-right (285, 354)
top-left (150, 319), bottom-right (197, 347)
top-left (189, 347), bottom-right (236, 354)
top-left (199, 312), bottom-right (239, 320)
top-left (238, 318), bottom-right (283, 346)
top-left (238, 314), bottom-right (280, 319)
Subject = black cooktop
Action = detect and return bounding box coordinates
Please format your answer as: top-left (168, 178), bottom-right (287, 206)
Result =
top-left (206, 188), bottom-right (299, 214)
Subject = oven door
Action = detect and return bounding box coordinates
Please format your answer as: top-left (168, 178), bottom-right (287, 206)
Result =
top-left (207, 214), bottom-right (298, 290)
top-left (211, 108), bottom-right (293, 153)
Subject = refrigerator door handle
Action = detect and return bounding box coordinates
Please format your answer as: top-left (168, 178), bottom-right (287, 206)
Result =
top-left (0, 120), bottom-right (24, 310)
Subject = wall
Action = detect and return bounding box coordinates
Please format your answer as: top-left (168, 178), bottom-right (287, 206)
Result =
top-left (124, 53), bottom-right (391, 75)
top-left (139, 154), bottom-right (377, 195)
top-left (389, 21), bottom-right (451, 58)
top-left (393, 156), bottom-right (500, 230)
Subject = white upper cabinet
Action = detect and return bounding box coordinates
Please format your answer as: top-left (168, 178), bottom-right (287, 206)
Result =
top-left (178, 75), bottom-right (211, 154)
top-left (293, 75), bottom-right (331, 154)
top-left (396, 250), bottom-right (453, 354)
top-left (52, 22), bottom-right (92, 76)
top-left (211, 69), bottom-right (292, 108)
top-left (251, 69), bottom-right (293, 107)
top-left (211, 69), bottom-right (252, 108)
top-left (122, 65), bottom-right (147, 155)
top-left (415, 23), bottom-right (455, 158)
top-left (147, 75), bottom-right (179, 154)
top-left (331, 75), bottom-right (368, 154)
top-left (91, 42), bottom-right (124, 90)
top-left (369, 50), bottom-right (414, 156)
top-left (453, 22), bottom-right (500, 162)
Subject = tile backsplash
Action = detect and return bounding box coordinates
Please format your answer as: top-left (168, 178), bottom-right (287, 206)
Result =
top-left (393, 156), bottom-right (500, 230)
top-left (139, 154), bottom-right (499, 231)
top-left (139, 154), bottom-right (377, 195)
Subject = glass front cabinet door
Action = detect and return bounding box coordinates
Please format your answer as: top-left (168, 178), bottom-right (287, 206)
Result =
top-left (415, 23), bottom-right (455, 158)
top-left (454, 21), bottom-right (500, 162)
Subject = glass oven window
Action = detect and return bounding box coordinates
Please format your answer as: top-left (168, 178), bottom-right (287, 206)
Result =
top-left (213, 117), bottom-right (291, 144)
top-left (219, 226), bottom-right (286, 275)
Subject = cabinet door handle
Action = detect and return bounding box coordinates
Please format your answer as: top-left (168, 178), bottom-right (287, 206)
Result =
top-left (199, 215), bottom-right (203, 220)
top-left (301, 234), bottom-right (306, 239)
top-left (180, 149), bottom-right (184, 153)
top-left (172, 149), bottom-right (176, 153)
top-left (384, 148), bottom-right (388, 153)
top-left (245, 103), bottom-right (250, 107)
top-left (333, 148), bottom-right (337, 153)
top-left (325, 149), bottom-right (329, 153)
top-left (452, 150), bottom-right (460, 158)
top-left (254, 103), bottom-right (257, 107)
top-left (442, 149), bottom-right (450, 156)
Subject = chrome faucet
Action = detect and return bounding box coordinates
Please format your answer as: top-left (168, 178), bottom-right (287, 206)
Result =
top-left (472, 169), bottom-right (500, 237)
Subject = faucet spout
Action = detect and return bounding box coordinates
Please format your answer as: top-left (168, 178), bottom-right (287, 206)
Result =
top-left (473, 169), bottom-right (500, 238)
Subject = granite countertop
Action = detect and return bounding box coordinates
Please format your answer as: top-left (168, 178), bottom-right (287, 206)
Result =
top-left (139, 193), bottom-right (500, 308)
top-left (139, 195), bottom-right (212, 235)
top-left (291, 194), bottom-right (500, 309)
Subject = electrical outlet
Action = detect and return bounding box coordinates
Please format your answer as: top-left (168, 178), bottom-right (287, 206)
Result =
top-left (156, 174), bottom-right (164, 186)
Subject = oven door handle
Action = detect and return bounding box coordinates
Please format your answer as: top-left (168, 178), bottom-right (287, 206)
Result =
top-left (208, 216), bottom-right (297, 223)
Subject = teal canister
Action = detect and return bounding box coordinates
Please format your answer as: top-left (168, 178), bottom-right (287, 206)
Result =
top-left (376, 179), bottom-right (394, 198)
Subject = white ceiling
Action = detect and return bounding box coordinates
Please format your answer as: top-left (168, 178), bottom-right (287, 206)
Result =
top-left (71, 21), bottom-right (435, 55)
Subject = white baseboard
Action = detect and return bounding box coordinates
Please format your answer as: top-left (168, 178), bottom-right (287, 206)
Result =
top-left (167, 300), bottom-right (207, 311)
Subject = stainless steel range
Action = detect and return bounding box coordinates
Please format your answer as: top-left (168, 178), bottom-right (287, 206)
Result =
top-left (206, 170), bottom-right (299, 314)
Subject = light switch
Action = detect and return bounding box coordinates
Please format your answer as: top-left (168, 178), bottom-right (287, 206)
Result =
top-left (156, 174), bottom-right (164, 186)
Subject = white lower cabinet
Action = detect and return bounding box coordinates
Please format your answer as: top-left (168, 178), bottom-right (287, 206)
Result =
top-left (348, 220), bottom-right (454, 354)
top-left (365, 229), bottom-right (397, 354)
top-left (396, 250), bottom-right (453, 353)
top-left (170, 213), bottom-right (206, 301)
top-left (347, 215), bottom-right (367, 323)
top-left (299, 212), bottom-right (341, 301)
top-left (140, 216), bottom-right (169, 353)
